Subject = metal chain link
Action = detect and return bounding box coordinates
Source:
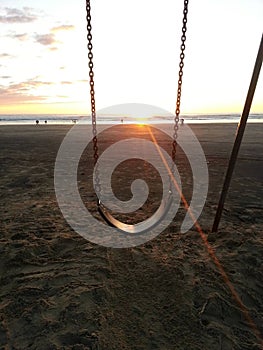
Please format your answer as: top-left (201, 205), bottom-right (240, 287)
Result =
top-left (86, 0), bottom-right (97, 160)
top-left (86, 0), bottom-right (101, 195)
top-left (172, 0), bottom-right (189, 162)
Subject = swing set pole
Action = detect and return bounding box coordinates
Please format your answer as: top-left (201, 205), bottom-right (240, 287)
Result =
top-left (212, 33), bottom-right (263, 232)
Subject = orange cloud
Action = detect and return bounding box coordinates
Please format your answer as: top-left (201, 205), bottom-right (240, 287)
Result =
top-left (0, 79), bottom-right (54, 104)
top-left (51, 25), bottom-right (75, 32)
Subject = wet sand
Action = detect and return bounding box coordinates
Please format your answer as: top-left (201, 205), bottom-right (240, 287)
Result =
top-left (0, 123), bottom-right (262, 349)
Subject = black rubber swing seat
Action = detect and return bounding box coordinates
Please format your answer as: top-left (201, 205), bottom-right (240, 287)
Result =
top-left (98, 193), bottom-right (173, 234)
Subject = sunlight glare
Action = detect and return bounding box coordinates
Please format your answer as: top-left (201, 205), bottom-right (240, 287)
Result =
top-left (135, 117), bottom-right (149, 126)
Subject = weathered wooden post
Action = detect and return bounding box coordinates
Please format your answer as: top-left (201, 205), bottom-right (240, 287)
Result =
top-left (212, 33), bottom-right (263, 232)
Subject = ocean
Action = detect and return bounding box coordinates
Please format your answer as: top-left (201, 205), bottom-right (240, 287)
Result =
top-left (0, 113), bottom-right (263, 125)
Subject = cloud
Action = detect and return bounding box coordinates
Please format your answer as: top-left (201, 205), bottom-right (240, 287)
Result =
top-left (0, 79), bottom-right (54, 104)
top-left (61, 81), bottom-right (72, 85)
top-left (0, 76), bottom-right (11, 79)
top-left (51, 25), bottom-right (75, 32)
top-left (12, 79), bottom-right (54, 90)
top-left (3, 79), bottom-right (54, 93)
top-left (49, 47), bottom-right (58, 51)
top-left (0, 87), bottom-right (46, 103)
top-left (10, 33), bottom-right (28, 41)
top-left (0, 7), bottom-right (38, 23)
top-left (34, 33), bottom-right (57, 46)
top-left (0, 53), bottom-right (13, 58)
top-left (33, 24), bottom-right (75, 48)
top-left (33, 24), bottom-right (74, 47)
top-left (16, 23), bottom-right (75, 48)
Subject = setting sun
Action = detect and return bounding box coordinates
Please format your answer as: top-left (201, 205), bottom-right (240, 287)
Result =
top-left (135, 117), bottom-right (149, 125)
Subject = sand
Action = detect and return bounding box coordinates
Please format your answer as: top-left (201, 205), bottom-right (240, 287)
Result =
top-left (0, 123), bottom-right (262, 349)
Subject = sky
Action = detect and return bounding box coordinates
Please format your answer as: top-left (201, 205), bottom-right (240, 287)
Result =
top-left (0, 0), bottom-right (262, 115)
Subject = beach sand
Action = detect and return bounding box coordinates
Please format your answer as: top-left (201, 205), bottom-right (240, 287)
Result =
top-left (0, 123), bottom-right (262, 349)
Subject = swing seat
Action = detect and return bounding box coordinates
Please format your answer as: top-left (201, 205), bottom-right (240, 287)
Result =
top-left (98, 193), bottom-right (173, 234)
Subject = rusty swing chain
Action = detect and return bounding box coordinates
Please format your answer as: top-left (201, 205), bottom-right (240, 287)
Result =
top-left (86, 0), bottom-right (101, 195)
top-left (86, 0), bottom-right (189, 194)
top-left (172, 0), bottom-right (189, 162)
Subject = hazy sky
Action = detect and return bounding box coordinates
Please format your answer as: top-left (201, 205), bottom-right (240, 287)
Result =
top-left (0, 0), bottom-right (262, 115)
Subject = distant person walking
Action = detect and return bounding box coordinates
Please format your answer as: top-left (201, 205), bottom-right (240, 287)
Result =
top-left (36, 120), bottom-right (39, 125)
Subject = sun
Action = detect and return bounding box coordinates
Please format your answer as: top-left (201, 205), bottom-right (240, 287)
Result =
top-left (134, 117), bottom-right (149, 125)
